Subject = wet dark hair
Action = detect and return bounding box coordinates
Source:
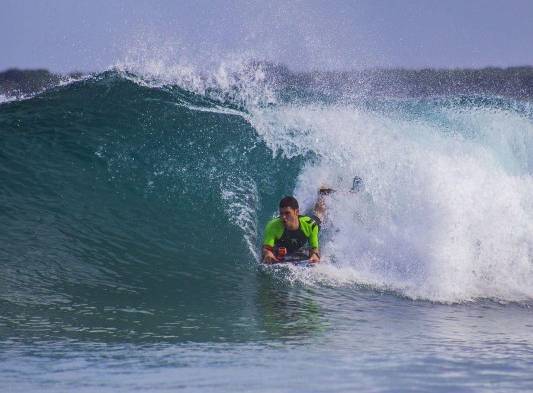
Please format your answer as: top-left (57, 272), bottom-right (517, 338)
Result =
top-left (279, 196), bottom-right (299, 210)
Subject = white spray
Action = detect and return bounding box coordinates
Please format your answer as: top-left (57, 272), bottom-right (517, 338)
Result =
top-left (250, 102), bottom-right (533, 303)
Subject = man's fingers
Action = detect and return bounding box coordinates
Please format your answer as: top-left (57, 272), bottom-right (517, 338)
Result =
top-left (263, 255), bottom-right (279, 264)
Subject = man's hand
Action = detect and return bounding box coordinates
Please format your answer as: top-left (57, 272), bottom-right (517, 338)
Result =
top-left (263, 249), bottom-right (279, 264)
top-left (309, 250), bottom-right (320, 263)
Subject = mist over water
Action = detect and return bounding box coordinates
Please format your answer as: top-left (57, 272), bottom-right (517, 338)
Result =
top-left (2, 56), bottom-right (533, 391)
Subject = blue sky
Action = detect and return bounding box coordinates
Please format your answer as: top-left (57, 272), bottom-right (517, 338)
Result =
top-left (2, 0), bottom-right (533, 72)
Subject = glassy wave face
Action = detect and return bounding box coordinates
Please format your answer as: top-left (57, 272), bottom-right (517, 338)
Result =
top-left (2, 67), bottom-right (533, 344)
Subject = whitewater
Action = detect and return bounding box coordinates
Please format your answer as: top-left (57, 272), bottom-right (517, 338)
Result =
top-left (2, 60), bottom-right (533, 392)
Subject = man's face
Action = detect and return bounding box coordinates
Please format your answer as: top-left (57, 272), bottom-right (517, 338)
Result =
top-left (279, 206), bottom-right (299, 226)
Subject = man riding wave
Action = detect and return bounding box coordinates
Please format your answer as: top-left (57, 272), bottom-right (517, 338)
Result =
top-left (261, 177), bottom-right (364, 264)
top-left (262, 192), bottom-right (329, 264)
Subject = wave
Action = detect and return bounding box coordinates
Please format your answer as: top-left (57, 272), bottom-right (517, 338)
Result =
top-left (1, 64), bottom-right (533, 310)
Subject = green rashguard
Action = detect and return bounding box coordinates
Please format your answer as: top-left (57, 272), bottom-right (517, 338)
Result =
top-left (263, 215), bottom-right (320, 255)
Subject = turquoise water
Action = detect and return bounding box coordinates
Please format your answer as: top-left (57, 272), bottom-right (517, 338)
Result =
top-left (2, 68), bottom-right (533, 392)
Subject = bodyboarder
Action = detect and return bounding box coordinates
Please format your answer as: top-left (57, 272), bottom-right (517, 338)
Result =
top-left (262, 191), bottom-right (329, 264)
top-left (261, 177), bottom-right (363, 264)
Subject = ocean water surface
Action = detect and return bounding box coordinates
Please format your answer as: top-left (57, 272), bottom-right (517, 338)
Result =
top-left (1, 62), bottom-right (533, 392)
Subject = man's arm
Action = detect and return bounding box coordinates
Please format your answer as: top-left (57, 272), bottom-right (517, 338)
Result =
top-left (308, 247), bottom-right (320, 262)
top-left (262, 220), bottom-right (281, 264)
top-left (307, 217), bottom-right (320, 262)
top-left (262, 245), bottom-right (278, 264)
